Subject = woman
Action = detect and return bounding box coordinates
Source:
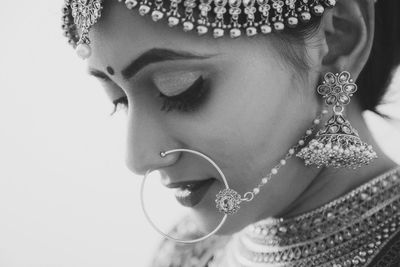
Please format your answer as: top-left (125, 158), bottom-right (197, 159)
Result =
top-left (61, 0), bottom-right (400, 266)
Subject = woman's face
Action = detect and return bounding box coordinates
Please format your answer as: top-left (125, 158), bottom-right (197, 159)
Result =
top-left (88, 1), bottom-right (323, 234)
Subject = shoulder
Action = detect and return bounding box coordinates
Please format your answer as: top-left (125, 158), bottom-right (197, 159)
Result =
top-left (150, 216), bottom-right (229, 267)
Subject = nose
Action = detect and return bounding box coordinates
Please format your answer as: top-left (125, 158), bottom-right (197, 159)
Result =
top-left (125, 109), bottom-right (180, 176)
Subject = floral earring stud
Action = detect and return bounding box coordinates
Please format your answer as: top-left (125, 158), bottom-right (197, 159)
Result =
top-left (297, 71), bottom-right (378, 169)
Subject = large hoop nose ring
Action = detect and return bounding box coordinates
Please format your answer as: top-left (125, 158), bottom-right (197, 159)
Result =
top-left (140, 148), bottom-right (241, 244)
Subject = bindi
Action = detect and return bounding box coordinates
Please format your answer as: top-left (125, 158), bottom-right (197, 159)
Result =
top-left (106, 66), bottom-right (115, 76)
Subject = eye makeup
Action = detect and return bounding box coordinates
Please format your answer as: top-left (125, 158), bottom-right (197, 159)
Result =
top-left (110, 73), bottom-right (210, 114)
top-left (157, 75), bottom-right (210, 112)
top-left (152, 70), bottom-right (203, 96)
top-left (110, 96), bottom-right (128, 115)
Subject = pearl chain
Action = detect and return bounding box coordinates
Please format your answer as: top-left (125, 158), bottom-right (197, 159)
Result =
top-left (243, 107), bottom-right (329, 200)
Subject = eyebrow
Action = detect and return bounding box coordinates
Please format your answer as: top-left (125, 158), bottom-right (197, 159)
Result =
top-left (88, 48), bottom-right (215, 81)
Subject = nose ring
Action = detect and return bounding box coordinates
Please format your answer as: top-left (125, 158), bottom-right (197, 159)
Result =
top-left (140, 148), bottom-right (240, 244)
top-left (159, 149), bottom-right (244, 215)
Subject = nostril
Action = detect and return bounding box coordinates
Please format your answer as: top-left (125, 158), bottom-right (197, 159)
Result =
top-left (159, 149), bottom-right (183, 163)
top-left (125, 148), bottom-right (182, 176)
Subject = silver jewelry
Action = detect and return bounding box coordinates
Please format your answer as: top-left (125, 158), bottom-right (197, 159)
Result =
top-left (139, 107), bottom-right (328, 243)
top-left (61, 0), bottom-right (337, 59)
top-left (141, 148), bottom-right (229, 244)
top-left (296, 71), bottom-right (378, 169)
top-left (62, 0), bottom-right (103, 59)
top-left (212, 166), bottom-right (400, 266)
top-left (151, 166), bottom-right (400, 266)
top-left (211, 107), bottom-right (328, 215)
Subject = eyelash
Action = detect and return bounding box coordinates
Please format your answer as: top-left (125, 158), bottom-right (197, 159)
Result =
top-left (111, 96), bottom-right (129, 116)
top-left (111, 75), bottom-right (209, 115)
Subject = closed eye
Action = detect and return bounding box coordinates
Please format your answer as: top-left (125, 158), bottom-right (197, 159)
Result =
top-left (110, 75), bottom-right (210, 115)
top-left (157, 75), bottom-right (210, 113)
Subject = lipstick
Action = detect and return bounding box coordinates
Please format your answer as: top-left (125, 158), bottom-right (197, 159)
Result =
top-left (170, 178), bottom-right (215, 207)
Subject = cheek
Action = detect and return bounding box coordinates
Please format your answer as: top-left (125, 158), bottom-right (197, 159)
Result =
top-left (215, 68), bottom-right (295, 162)
top-left (204, 70), bottom-right (314, 202)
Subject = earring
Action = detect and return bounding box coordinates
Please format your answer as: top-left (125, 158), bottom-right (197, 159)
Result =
top-left (296, 71), bottom-right (378, 169)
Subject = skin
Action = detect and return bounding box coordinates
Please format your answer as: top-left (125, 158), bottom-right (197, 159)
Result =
top-left (87, 0), bottom-right (398, 236)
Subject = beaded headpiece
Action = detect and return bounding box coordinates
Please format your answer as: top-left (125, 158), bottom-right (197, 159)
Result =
top-left (61, 0), bottom-right (337, 59)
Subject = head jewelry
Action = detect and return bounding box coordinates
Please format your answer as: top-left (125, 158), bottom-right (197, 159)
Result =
top-left (61, 0), bottom-right (337, 59)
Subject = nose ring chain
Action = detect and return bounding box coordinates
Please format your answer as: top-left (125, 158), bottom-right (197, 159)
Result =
top-left (141, 107), bottom-right (328, 243)
top-left (161, 107), bottom-right (329, 216)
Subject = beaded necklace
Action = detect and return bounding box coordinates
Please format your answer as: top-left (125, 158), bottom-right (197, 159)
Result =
top-left (209, 166), bottom-right (400, 267)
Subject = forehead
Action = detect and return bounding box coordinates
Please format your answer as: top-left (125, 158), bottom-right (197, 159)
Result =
top-left (87, 0), bottom-right (275, 72)
top-left (88, 1), bottom-right (213, 70)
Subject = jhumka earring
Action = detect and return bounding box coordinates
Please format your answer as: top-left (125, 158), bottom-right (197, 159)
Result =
top-left (297, 71), bottom-right (378, 169)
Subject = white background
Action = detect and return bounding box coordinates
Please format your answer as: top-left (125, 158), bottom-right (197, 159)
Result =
top-left (1, 1), bottom-right (400, 267)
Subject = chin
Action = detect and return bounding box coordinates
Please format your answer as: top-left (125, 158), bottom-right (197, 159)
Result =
top-left (190, 199), bottom-right (256, 237)
top-left (187, 181), bottom-right (265, 237)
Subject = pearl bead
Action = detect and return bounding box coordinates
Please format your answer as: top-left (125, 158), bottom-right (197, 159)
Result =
top-left (260, 24), bottom-right (272, 34)
top-left (280, 159), bottom-right (286, 165)
top-left (300, 12), bottom-right (311, 22)
top-left (273, 21), bottom-right (285, 31)
top-left (306, 130), bottom-right (312, 135)
top-left (313, 119), bottom-right (320, 125)
top-left (230, 28), bottom-right (241, 38)
top-left (151, 10), bottom-right (164, 21)
top-left (246, 27), bottom-right (257, 36)
top-left (76, 43), bottom-right (91, 59)
top-left (287, 17), bottom-right (298, 27)
top-left (139, 4), bottom-right (150, 15)
top-left (325, 0), bottom-right (336, 7)
top-left (262, 178), bottom-right (268, 184)
top-left (298, 140), bottom-right (305, 146)
top-left (271, 168), bottom-right (278, 175)
top-left (313, 4), bottom-right (325, 15)
top-left (322, 109), bottom-right (329, 114)
top-left (125, 0), bottom-right (138, 9)
top-left (253, 188), bottom-right (260, 195)
top-left (196, 25), bottom-right (208, 35)
top-left (289, 149), bottom-right (295, 155)
top-left (168, 16), bottom-right (180, 27)
top-left (213, 28), bottom-right (224, 38)
top-left (183, 21), bottom-right (194, 31)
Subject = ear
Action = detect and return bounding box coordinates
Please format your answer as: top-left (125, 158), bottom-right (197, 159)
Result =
top-left (317, 0), bottom-right (375, 80)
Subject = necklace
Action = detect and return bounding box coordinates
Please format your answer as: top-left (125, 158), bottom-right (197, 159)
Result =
top-left (152, 166), bottom-right (400, 267)
top-left (209, 166), bottom-right (400, 267)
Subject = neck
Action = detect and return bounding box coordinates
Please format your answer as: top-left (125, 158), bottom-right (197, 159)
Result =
top-left (279, 99), bottom-right (398, 219)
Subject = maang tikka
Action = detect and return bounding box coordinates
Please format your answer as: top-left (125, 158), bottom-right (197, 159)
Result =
top-left (296, 71), bottom-right (378, 169)
top-left (61, 0), bottom-right (337, 59)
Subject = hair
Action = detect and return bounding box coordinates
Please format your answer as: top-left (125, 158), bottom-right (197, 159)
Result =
top-left (277, 0), bottom-right (400, 117)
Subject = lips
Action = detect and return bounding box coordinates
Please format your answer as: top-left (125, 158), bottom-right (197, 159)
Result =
top-left (165, 178), bottom-right (215, 208)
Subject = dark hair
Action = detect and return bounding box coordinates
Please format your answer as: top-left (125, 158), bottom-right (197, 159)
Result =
top-left (358, 0), bottom-right (400, 115)
top-left (279, 0), bottom-right (400, 116)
